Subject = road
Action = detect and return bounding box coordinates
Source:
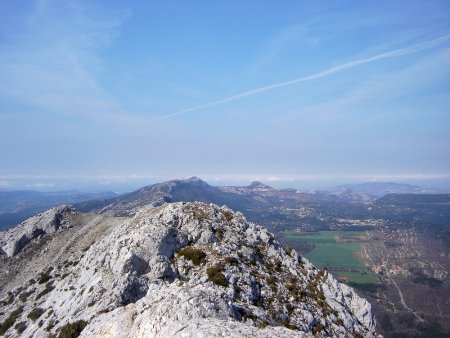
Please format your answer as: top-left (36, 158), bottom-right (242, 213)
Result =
top-left (382, 255), bottom-right (423, 322)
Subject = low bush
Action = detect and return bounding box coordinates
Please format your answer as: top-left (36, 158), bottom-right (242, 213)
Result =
top-left (267, 276), bottom-right (277, 292)
top-left (37, 270), bottom-right (52, 284)
top-left (6, 294), bottom-right (14, 305)
top-left (224, 256), bottom-right (239, 265)
top-left (192, 207), bottom-right (209, 221)
top-left (207, 264), bottom-right (228, 287)
top-left (274, 259), bottom-right (283, 272)
top-left (221, 210), bottom-right (234, 222)
top-left (58, 320), bottom-right (87, 338)
top-left (283, 245), bottom-right (294, 255)
top-left (19, 290), bottom-right (34, 302)
top-left (45, 322), bottom-right (54, 332)
top-left (0, 306), bottom-right (24, 335)
top-left (36, 282), bottom-right (54, 300)
top-left (14, 321), bottom-right (27, 334)
top-left (214, 229), bottom-right (224, 240)
top-left (27, 307), bottom-right (45, 321)
top-left (176, 247), bottom-right (206, 265)
top-left (312, 323), bottom-right (324, 334)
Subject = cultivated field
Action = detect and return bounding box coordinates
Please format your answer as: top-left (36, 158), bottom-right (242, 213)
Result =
top-left (280, 231), bottom-right (378, 284)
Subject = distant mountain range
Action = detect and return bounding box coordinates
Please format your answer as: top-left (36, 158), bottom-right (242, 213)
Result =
top-left (1, 178), bottom-right (446, 231)
top-left (333, 182), bottom-right (441, 197)
top-left (72, 177), bottom-right (449, 233)
top-left (0, 190), bottom-right (117, 230)
top-left (74, 177), bottom-right (368, 217)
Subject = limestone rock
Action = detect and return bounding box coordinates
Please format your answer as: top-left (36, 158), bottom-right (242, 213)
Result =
top-left (0, 202), bottom-right (380, 337)
top-left (0, 205), bottom-right (75, 257)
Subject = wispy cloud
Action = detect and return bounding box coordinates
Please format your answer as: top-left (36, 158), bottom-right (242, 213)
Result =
top-left (160, 35), bottom-right (450, 120)
top-left (26, 182), bottom-right (56, 189)
top-left (274, 45), bottom-right (450, 125)
top-left (0, 0), bottom-right (130, 121)
top-left (252, 24), bottom-right (316, 69)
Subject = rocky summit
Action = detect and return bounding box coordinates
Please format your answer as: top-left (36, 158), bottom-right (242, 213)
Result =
top-left (0, 202), bottom-right (378, 337)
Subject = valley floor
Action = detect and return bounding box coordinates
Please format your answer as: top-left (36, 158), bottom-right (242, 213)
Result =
top-left (277, 227), bottom-right (450, 337)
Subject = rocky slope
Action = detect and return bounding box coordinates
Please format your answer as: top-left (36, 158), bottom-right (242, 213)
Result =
top-left (0, 202), bottom-right (378, 337)
top-left (0, 206), bottom-right (76, 257)
top-left (0, 190), bottom-right (117, 231)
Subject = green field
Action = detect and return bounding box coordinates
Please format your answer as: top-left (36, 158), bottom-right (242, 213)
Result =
top-left (281, 231), bottom-right (378, 284)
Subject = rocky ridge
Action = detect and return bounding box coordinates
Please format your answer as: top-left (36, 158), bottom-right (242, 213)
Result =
top-left (74, 177), bottom-right (318, 218)
top-left (0, 202), bottom-right (378, 337)
top-left (0, 205), bottom-right (76, 257)
top-left (220, 181), bottom-right (274, 194)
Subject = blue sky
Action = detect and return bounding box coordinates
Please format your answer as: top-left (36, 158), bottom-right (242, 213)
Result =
top-left (0, 0), bottom-right (449, 190)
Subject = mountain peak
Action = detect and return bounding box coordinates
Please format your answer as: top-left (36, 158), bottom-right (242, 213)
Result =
top-left (181, 176), bottom-right (203, 182)
top-left (248, 181), bottom-right (273, 190)
top-left (174, 176), bottom-right (209, 185)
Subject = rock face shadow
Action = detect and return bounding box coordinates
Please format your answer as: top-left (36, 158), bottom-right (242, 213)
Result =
top-left (121, 275), bottom-right (150, 305)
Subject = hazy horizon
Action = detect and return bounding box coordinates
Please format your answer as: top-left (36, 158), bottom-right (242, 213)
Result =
top-left (1, 174), bottom-right (450, 194)
top-left (1, 1), bottom-right (449, 187)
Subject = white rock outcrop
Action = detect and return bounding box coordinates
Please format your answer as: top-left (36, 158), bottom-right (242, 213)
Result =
top-left (0, 205), bottom-right (75, 257)
top-left (0, 202), bottom-right (379, 337)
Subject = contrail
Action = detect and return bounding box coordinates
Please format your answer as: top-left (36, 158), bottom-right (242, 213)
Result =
top-left (159, 35), bottom-right (450, 120)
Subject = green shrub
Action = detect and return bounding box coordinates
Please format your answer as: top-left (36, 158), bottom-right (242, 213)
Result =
top-left (206, 264), bottom-right (223, 277)
top-left (284, 245), bottom-right (293, 255)
top-left (317, 269), bottom-right (326, 279)
top-left (285, 303), bottom-right (294, 315)
top-left (221, 210), bottom-right (234, 222)
top-left (176, 247), bottom-right (206, 265)
top-left (267, 276), bottom-right (277, 292)
top-left (27, 307), bottom-right (45, 321)
top-left (6, 294), bottom-right (14, 305)
top-left (0, 306), bottom-right (24, 335)
top-left (224, 256), bottom-right (238, 265)
top-left (312, 323), bottom-right (324, 334)
top-left (214, 229), bottom-right (224, 240)
top-left (19, 290), bottom-right (34, 302)
top-left (46, 323), bottom-right (54, 332)
top-left (14, 321), bottom-right (27, 334)
top-left (207, 265), bottom-right (228, 287)
top-left (37, 270), bottom-right (52, 284)
top-left (192, 207), bottom-right (209, 221)
top-left (274, 259), bottom-right (282, 272)
top-left (317, 291), bottom-right (325, 301)
top-left (36, 282), bottom-right (54, 300)
top-left (297, 290), bottom-right (308, 300)
top-left (58, 320), bottom-right (87, 338)
top-left (263, 260), bottom-right (274, 271)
